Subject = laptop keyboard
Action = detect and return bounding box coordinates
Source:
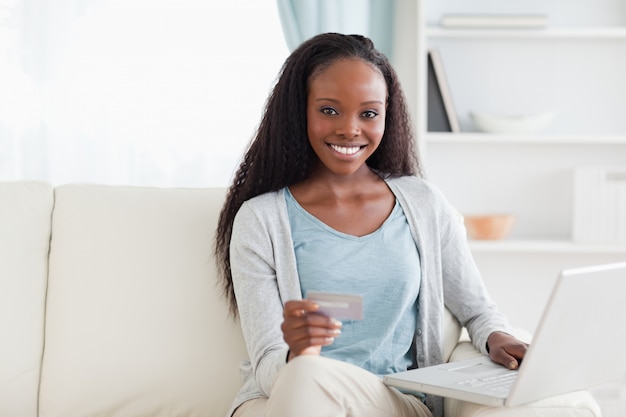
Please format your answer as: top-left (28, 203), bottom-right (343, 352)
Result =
top-left (457, 372), bottom-right (517, 394)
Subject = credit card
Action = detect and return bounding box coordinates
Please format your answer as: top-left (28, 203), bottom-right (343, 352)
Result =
top-left (305, 291), bottom-right (364, 321)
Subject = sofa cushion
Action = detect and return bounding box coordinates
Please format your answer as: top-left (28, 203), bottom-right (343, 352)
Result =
top-left (445, 390), bottom-right (601, 417)
top-left (0, 181), bottom-right (53, 417)
top-left (442, 307), bottom-right (462, 362)
top-left (39, 185), bottom-right (247, 417)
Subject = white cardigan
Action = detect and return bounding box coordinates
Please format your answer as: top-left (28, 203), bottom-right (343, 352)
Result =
top-left (228, 176), bottom-right (513, 417)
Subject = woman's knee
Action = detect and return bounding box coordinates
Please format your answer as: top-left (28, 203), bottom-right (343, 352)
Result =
top-left (269, 356), bottom-right (431, 417)
top-left (273, 355), bottom-right (337, 389)
top-left (271, 355), bottom-right (378, 402)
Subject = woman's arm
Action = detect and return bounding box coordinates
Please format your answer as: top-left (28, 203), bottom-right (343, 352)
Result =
top-left (438, 198), bottom-right (527, 366)
top-left (230, 201), bottom-right (291, 396)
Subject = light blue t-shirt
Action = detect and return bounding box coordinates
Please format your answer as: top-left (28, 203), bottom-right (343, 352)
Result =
top-left (285, 188), bottom-right (421, 376)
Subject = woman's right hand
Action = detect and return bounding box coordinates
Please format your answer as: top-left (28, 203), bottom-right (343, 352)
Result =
top-left (282, 300), bottom-right (342, 361)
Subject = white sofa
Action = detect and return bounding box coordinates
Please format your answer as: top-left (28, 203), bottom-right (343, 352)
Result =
top-left (0, 181), bottom-right (602, 417)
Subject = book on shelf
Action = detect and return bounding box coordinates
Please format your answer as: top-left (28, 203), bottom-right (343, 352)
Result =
top-left (440, 14), bottom-right (548, 29)
top-left (427, 48), bottom-right (460, 133)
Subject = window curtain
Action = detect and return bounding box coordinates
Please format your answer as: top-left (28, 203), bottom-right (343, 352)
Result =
top-left (0, 0), bottom-right (288, 187)
top-left (276, 0), bottom-right (395, 58)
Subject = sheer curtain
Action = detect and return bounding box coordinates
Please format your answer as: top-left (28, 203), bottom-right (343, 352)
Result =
top-left (276, 0), bottom-right (395, 57)
top-left (0, 0), bottom-right (288, 186)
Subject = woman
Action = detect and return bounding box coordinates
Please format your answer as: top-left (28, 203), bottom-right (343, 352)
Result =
top-left (215, 32), bottom-right (527, 417)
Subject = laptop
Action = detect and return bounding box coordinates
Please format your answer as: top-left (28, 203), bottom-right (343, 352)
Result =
top-left (383, 261), bottom-right (626, 407)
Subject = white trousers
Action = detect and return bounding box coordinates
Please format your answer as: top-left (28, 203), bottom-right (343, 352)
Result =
top-left (233, 355), bottom-right (432, 417)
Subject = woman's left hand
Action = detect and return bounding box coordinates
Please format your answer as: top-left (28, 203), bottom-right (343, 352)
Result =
top-left (487, 331), bottom-right (529, 370)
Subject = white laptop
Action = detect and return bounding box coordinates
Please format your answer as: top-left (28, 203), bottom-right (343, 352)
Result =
top-left (383, 262), bottom-right (626, 407)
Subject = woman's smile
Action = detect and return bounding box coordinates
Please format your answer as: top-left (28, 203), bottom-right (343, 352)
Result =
top-left (328, 143), bottom-right (366, 156)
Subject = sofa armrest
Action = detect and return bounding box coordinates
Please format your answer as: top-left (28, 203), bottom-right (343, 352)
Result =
top-left (443, 330), bottom-right (601, 417)
top-left (0, 181), bottom-right (53, 417)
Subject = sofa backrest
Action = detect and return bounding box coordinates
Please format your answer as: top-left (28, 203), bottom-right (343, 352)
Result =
top-left (39, 184), bottom-right (248, 417)
top-left (0, 182), bottom-right (53, 417)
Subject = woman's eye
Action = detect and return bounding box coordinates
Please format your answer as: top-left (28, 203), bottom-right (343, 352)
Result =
top-left (320, 107), bottom-right (338, 115)
top-left (362, 110), bottom-right (378, 119)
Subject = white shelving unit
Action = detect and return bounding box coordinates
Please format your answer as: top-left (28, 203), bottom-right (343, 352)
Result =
top-left (392, 0), bottom-right (626, 254)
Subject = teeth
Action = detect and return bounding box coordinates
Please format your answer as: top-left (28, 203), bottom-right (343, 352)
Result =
top-left (330, 144), bottom-right (361, 155)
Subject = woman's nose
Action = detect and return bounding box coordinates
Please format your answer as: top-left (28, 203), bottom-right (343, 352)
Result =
top-left (336, 116), bottom-right (361, 138)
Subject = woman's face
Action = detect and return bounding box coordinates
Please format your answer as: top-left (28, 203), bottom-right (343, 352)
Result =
top-left (306, 58), bottom-right (387, 178)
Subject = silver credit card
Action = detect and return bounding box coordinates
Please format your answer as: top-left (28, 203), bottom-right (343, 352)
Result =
top-left (305, 291), bottom-right (364, 320)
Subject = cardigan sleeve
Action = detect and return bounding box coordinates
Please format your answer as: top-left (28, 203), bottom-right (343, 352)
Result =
top-left (437, 192), bottom-right (514, 354)
top-left (230, 200), bottom-right (290, 396)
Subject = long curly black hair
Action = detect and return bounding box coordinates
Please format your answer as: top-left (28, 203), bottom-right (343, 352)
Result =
top-left (215, 32), bottom-right (422, 316)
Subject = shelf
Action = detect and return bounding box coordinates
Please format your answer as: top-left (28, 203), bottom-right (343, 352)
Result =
top-left (468, 239), bottom-right (626, 254)
top-left (414, 3), bottom-right (626, 260)
top-left (425, 132), bottom-right (626, 145)
top-left (426, 27), bottom-right (626, 40)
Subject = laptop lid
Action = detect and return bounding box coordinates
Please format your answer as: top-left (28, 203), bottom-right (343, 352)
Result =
top-left (383, 262), bottom-right (626, 407)
top-left (507, 261), bottom-right (626, 406)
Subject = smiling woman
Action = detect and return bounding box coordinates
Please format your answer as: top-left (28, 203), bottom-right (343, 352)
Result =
top-left (0, 0), bottom-right (288, 186)
top-left (212, 32), bottom-right (532, 417)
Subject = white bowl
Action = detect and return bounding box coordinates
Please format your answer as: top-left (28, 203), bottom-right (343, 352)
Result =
top-left (470, 111), bottom-right (555, 134)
